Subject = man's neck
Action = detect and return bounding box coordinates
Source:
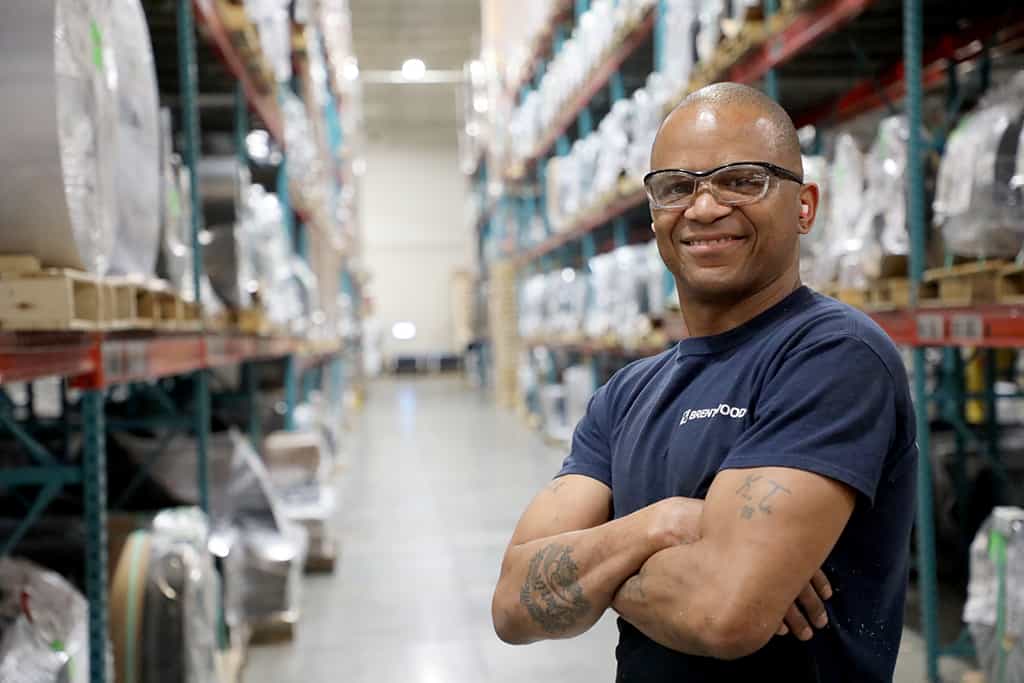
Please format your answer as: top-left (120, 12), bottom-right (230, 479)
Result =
top-left (677, 274), bottom-right (802, 338)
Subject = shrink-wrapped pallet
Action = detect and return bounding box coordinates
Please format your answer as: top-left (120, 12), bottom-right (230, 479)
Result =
top-left (0, 0), bottom-right (118, 273)
top-left (109, 0), bottom-right (161, 277)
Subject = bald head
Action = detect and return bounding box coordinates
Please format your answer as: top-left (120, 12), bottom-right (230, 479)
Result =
top-left (653, 82), bottom-right (803, 174)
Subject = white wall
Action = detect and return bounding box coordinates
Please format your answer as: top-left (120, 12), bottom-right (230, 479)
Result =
top-left (360, 124), bottom-right (474, 359)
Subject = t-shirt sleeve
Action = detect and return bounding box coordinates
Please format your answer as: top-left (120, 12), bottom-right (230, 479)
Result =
top-left (720, 335), bottom-right (900, 504)
top-left (556, 382), bottom-right (614, 487)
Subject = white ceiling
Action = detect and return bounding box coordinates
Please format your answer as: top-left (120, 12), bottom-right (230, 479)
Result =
top-left (349, 0), bottom-right (481, 131)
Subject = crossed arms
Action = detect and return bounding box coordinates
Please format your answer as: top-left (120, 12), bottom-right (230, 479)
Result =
top-left (491, 466), bottom-right (855, 660)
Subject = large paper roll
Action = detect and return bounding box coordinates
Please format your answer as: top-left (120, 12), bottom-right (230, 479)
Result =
top-left (0, 0), bottom-right (118, 274)
top-left (109, 0), bottom-right (161, 277)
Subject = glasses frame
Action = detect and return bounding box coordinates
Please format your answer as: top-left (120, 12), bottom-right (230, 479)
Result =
top-left (643, 161), bottom-right (805, 210)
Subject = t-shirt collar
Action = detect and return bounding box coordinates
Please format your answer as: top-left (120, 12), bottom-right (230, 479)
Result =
top-left (675, 286), bottom-right (814, 359)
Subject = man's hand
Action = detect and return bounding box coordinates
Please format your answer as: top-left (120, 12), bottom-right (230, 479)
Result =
top-left (774, 569), bottom-right (833, 640)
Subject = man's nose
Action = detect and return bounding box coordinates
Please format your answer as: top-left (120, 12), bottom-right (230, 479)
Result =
top-left (684, 188), bottom-right (732, 223)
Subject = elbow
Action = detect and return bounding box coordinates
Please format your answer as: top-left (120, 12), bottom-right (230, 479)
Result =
top-left (491, 585), bottom-right (532, 645)
top-left (699, 607), bottom-right (777, 661)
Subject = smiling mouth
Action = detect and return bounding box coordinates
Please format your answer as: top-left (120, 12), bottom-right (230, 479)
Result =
top-left (680, 236), bottom-right (745, 247)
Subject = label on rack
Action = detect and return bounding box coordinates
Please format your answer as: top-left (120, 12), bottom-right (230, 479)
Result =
top-left (123, 341), bottom-right (148, 378)
top-left (950, 314), bottom-right (985, 343)
top-left (101, 344), bottom-right (124, 381)
top-left (916, 314), bottom-right (945, 343)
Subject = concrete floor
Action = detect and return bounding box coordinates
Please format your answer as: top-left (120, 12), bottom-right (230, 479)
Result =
top-left (246, 377), bottom-right (968, 683)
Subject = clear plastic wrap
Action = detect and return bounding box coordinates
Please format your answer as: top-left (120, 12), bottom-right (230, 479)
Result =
top-left (109, 0), bottom-right (161, 277)
top-left (0, 1), bottom-right (117, 273)
top-left (280, 485), bottom-right (337, 561)
top-left (587, 252), bottom-right (621, 339)
top-left (819, 133), bottom-right (867, 287)
top-left (0, 557), bottom-right (90, 683)
top-left (203, 223), bottom-right (255, 311)
top-left (935, 75), bottom-right (1024, 259)
top-left (245, 0), bottom-right (292, 83)
top-left (519, 274), bottom-right (550, 339)
top-left (281, 89), bottom-right (329, 217)
top-left (157, 108), bottom-right (196, 301)
top-left (831, 117), bottom-right (909, 288)
top-left (563, 365), bottom-right (597, 431)
top-left (262, 430), bottom-right (328, 492)
top-left (143, 509), bottom-right (220, 683)
top-left (800, 154), bottom-right (832, 288)
top-left (965, 507), bottom-right (1024, 683)
top-left (593, 101), bottom-right (632, 197)
top-left (57, 0), bottom-right (118, 275)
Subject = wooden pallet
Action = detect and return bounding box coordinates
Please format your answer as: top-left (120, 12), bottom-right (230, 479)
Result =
top-left (249, 614), bottom-right (298, 646)
top-left (213, 0), bottom-right (275, 94)
top-left (997, 264), bottom-right (1024, 304)
top-left (0, 255), bottom-right (104, 331)
top-left (921, 261), bottom-right (1009, 307)
top-left (304, 542), bottom-right (338, 574)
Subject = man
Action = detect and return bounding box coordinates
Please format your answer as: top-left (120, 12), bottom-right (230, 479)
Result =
top-left (491, 82), bottom-right (916, 682)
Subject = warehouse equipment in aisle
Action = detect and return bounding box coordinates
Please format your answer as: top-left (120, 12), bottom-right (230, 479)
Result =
top-left (465, 0), bottom-right (1024, 680)
top-left (0, 0), bottom-right (363, 681)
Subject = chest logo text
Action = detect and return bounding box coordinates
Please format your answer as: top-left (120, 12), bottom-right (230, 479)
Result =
top-left (679, 403), bottom-right (748, 426)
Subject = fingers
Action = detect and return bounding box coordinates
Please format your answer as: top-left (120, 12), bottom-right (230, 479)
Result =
top-left (776, 623), bottom-right (789, 636)
top-left (811, 569), bottom-right (833, 600)
top-left (796, 582), bottom-right (830, 631)
top-left (783, 603), bottom-right (813, 641)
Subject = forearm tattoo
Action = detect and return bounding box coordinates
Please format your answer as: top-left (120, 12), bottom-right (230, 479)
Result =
top-left (735, 474), bottom-right (792, 519)
top-left (520, 543), bottom-right (591, 634)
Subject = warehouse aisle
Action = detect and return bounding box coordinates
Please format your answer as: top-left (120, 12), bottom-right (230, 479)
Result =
top-left (245, 377), bottom-right (620, 682)
top-left (245, 376), bottom-right (958, 682)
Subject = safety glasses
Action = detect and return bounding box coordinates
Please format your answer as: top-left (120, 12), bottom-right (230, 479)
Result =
top-left (643, 161), bottom-right (804, 210)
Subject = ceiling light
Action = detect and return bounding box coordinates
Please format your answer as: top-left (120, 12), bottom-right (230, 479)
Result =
top-left (469, 59), bottom-right (485, 81)
top-left (342, 58), bottom-right (360, 81)
top-left (472, 94), bottom-right (489, 113)
top-left (401, 58), bottom-right (426, 81)
top-left (392, 321), bottom-right (417, 341)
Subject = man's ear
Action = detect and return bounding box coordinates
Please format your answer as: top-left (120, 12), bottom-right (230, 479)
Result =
top-left (797, 183), bottom-right (820, 234)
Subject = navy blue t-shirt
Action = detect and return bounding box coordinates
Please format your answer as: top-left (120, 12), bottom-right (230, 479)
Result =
top-left (558, 286), bottom-right (917, 682)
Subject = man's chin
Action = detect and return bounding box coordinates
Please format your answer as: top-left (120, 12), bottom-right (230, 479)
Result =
top-left (677, 272), bottom-right (751, 305)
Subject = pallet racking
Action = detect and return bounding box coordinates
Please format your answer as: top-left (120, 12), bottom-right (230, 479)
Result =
top-left (0, 2), bottom-right (360, 681)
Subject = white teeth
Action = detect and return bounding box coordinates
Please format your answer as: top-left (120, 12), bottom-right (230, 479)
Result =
top-left (684, 237), bottom-right (738, 246)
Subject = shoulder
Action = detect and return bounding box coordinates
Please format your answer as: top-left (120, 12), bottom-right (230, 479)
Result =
top-left (782, 289), bottom-right (906, 382)
top-left (596, 346), bottom-right (676, 415)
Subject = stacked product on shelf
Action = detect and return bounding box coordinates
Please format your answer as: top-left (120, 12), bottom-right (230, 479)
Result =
top-left (112, 429), bottom-right (308, 636)
top-left (503, 0), bottom-right (657, 167)
top-left (934, 73), bottom-right (1024, 260)
top-left (799, 153), bottom-right (831, 289)
top-left (964, 506), bottom-right (1024, 681)
top-left (0, 0), bottom-right (117, 274)
top-left (0, 558), bottom-right (91, 683)
top-left (157, 108), bottom-right (199, 303)
top-left (109, 0), bottom-right (162, 278)
top-left (108, 508), bottom-right (220, 683)
top-left (263, 430), bottom-right (338, 570)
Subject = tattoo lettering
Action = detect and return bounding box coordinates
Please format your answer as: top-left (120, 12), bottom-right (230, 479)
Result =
top-left (758, 480), bottom-right (792, 514)
top-left (520, 544), bottom-right (591, 634)
top-left (735, 474), bottom-right (763, 500)
top-left (735, 476), bottom-right (793, 519)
